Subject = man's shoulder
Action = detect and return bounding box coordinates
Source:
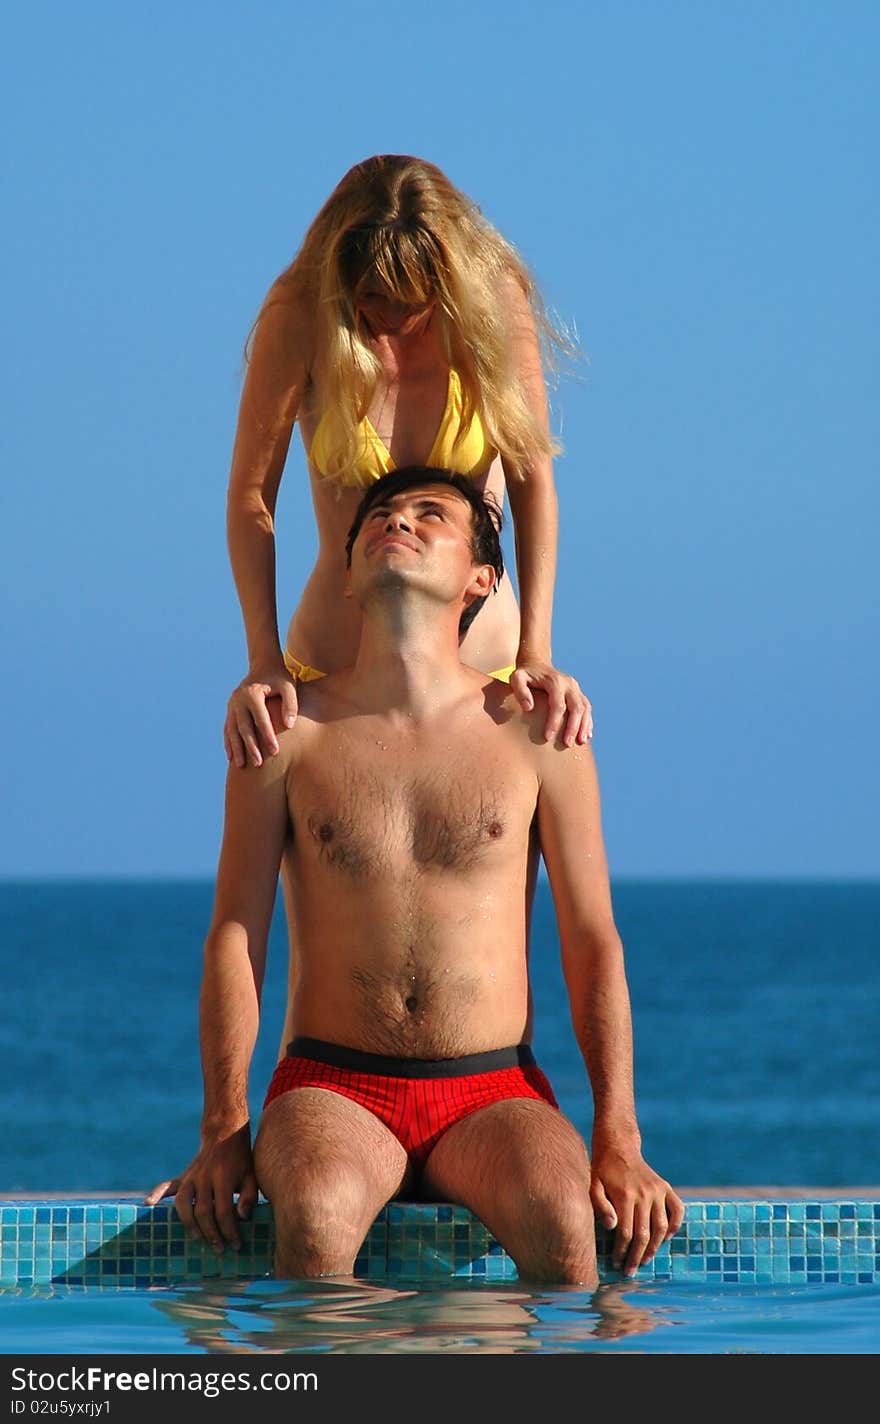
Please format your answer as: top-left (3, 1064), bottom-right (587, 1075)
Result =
top-left (479, 677), bottom-right (550, 742)
top-left (480, 678), bottom-right (595, 772)
top-left (272, 675), bottom-right (351, 751)
top-left (260, 685), bottom-right (327, 761)
top-left (474, 679), bottom-right (540, 763)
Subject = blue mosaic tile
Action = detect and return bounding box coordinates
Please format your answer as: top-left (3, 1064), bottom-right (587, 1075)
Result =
top-left (1, 1196), bottom-right (878, 1286)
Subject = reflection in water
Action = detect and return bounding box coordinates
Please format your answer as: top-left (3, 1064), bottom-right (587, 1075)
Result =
top-left (6, 1282), bottom-right (877, 1353)
top-left (146, 1276), bottom-right (673, 1354)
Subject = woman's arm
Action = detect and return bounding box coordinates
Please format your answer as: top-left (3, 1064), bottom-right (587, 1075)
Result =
top-left (224, 292), bottom-right (311, 767)
top-left (501, 280), bottom-right (593, 746)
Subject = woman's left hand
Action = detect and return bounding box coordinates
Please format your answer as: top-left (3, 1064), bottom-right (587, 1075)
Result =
top-left (509, 659), bottom-right (593, 746)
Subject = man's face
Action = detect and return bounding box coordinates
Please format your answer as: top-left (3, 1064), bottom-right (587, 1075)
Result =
top-left (347, 484), bottom-right (494, 610)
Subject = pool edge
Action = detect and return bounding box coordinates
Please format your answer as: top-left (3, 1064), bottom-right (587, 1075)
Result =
top-left (2, 1192), bottom-right (879, 1287)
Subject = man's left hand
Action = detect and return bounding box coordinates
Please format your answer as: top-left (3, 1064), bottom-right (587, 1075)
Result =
top-left (590, 1143), bottom-right (686, 1277)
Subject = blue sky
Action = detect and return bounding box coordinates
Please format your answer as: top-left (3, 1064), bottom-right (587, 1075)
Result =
top-left (1, 1), bottom-right (877, 877)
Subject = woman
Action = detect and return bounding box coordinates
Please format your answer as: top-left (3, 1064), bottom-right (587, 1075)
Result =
top-left (224, 154), bottom-right (591, 767)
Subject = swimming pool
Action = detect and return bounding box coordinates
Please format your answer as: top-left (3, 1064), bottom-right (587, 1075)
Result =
top-left (2, 1192), bottom-right (878, 1355)
top-left (3, 1277), bottom-right (879, 1356)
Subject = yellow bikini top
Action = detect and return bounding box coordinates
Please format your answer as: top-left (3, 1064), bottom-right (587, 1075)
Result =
top-left (308, 368), bottom-right (497, 488)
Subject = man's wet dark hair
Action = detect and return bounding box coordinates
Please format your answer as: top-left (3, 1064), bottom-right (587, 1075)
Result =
top-left (345, 466), bottom-right (504, 636)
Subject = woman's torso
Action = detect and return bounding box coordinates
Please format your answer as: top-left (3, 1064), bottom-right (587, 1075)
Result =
top-left (286, 334), bottom-right (520, 675)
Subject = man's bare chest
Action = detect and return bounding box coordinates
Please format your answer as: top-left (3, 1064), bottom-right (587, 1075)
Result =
top-left (289, 736), bottom-right (537, 877)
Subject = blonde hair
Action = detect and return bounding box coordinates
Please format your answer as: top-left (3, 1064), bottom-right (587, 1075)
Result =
top-left (247, 155), bottom-right (576, 483)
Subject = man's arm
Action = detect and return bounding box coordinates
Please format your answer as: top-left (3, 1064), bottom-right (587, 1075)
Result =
top-left (535, 737), bottom-right (684, 1275)
top-left (144, 727), bottom-right (292, 1252)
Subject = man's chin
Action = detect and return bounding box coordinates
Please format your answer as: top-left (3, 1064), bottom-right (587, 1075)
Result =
top-left (375, 542), bottom-right (419, 557)
top-left (359, 564), bottom-right (435, 603)
top-left (371, 564), bottom-right (413, 587)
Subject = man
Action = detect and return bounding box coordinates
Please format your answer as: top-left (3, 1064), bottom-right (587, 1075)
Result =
top-left (147, 466), bottom-right (684, 1286)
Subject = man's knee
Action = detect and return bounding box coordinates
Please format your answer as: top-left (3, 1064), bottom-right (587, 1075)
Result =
top-left (269, 1173), bottom-right (371, 1277)
top-left (530, 1180), bottom-right (595, 1248)
top-left (515, 1187), bottom-right (597, 1285)
top-left (256, 1122), bottom-right (392, 1277)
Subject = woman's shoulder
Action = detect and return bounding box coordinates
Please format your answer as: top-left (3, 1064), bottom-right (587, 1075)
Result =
top-left (247, 283), bottom-right (317, 392)
top-left (493, 269), bottom-right (537, 337)
top-left (255, 282), bottom-right (315, 352)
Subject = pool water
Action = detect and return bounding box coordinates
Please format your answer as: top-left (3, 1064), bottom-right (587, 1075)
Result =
top-left (2, 1277), bottom-right (879, 1355)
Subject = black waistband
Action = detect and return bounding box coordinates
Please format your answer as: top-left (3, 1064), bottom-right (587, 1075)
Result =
top-left (286, 1036), bottom-right (537, 1079)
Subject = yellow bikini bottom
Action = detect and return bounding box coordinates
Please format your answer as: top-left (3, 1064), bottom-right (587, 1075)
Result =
top-left (284, 650), bottom-right (515, 685)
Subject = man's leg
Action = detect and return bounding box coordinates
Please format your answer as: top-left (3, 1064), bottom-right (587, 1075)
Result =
top-left (254, 1088), bottom-right (411, 1278)
top-left (419, 1098), bottom-right (598, 1286)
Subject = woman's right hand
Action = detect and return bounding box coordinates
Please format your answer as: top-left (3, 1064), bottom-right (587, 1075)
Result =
top-left (224, 663), bottom-right (299, 769)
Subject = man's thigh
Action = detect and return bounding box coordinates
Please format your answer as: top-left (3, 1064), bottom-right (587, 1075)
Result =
top-left (254, 1086), bottom-right (412, 1213)
top-left (420, 1097), bottom-right (592, 1219)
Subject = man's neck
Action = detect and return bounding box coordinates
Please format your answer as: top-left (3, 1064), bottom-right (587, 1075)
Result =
top-left (346, 606), bottom-right (472, 721)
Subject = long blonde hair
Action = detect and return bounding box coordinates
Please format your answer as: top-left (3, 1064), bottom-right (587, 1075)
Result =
top-left (247, 155), bottom-right (575, 483)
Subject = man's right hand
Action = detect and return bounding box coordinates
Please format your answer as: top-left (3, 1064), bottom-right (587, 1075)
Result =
top-left (144, 1124), bottom-right (259, 1253)
top-left (224, 663), bottom-right (299, 769)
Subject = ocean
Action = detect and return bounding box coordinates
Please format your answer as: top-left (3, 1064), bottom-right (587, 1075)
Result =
top-left (2, 878), bottom-right (878, 1193)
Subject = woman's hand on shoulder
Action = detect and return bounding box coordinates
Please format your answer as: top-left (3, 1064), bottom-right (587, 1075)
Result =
top-left (509, 658), bottom-right (593, 747)
top-left (224, 662), bottom-right (299, 769)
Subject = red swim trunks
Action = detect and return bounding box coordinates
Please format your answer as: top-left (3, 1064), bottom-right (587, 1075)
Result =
top-left (262, 1036), bottom-right (559, 1170)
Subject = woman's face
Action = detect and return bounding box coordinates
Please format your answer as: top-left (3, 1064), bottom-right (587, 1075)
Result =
top-left (356, 279), bottom-right (435, 338)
